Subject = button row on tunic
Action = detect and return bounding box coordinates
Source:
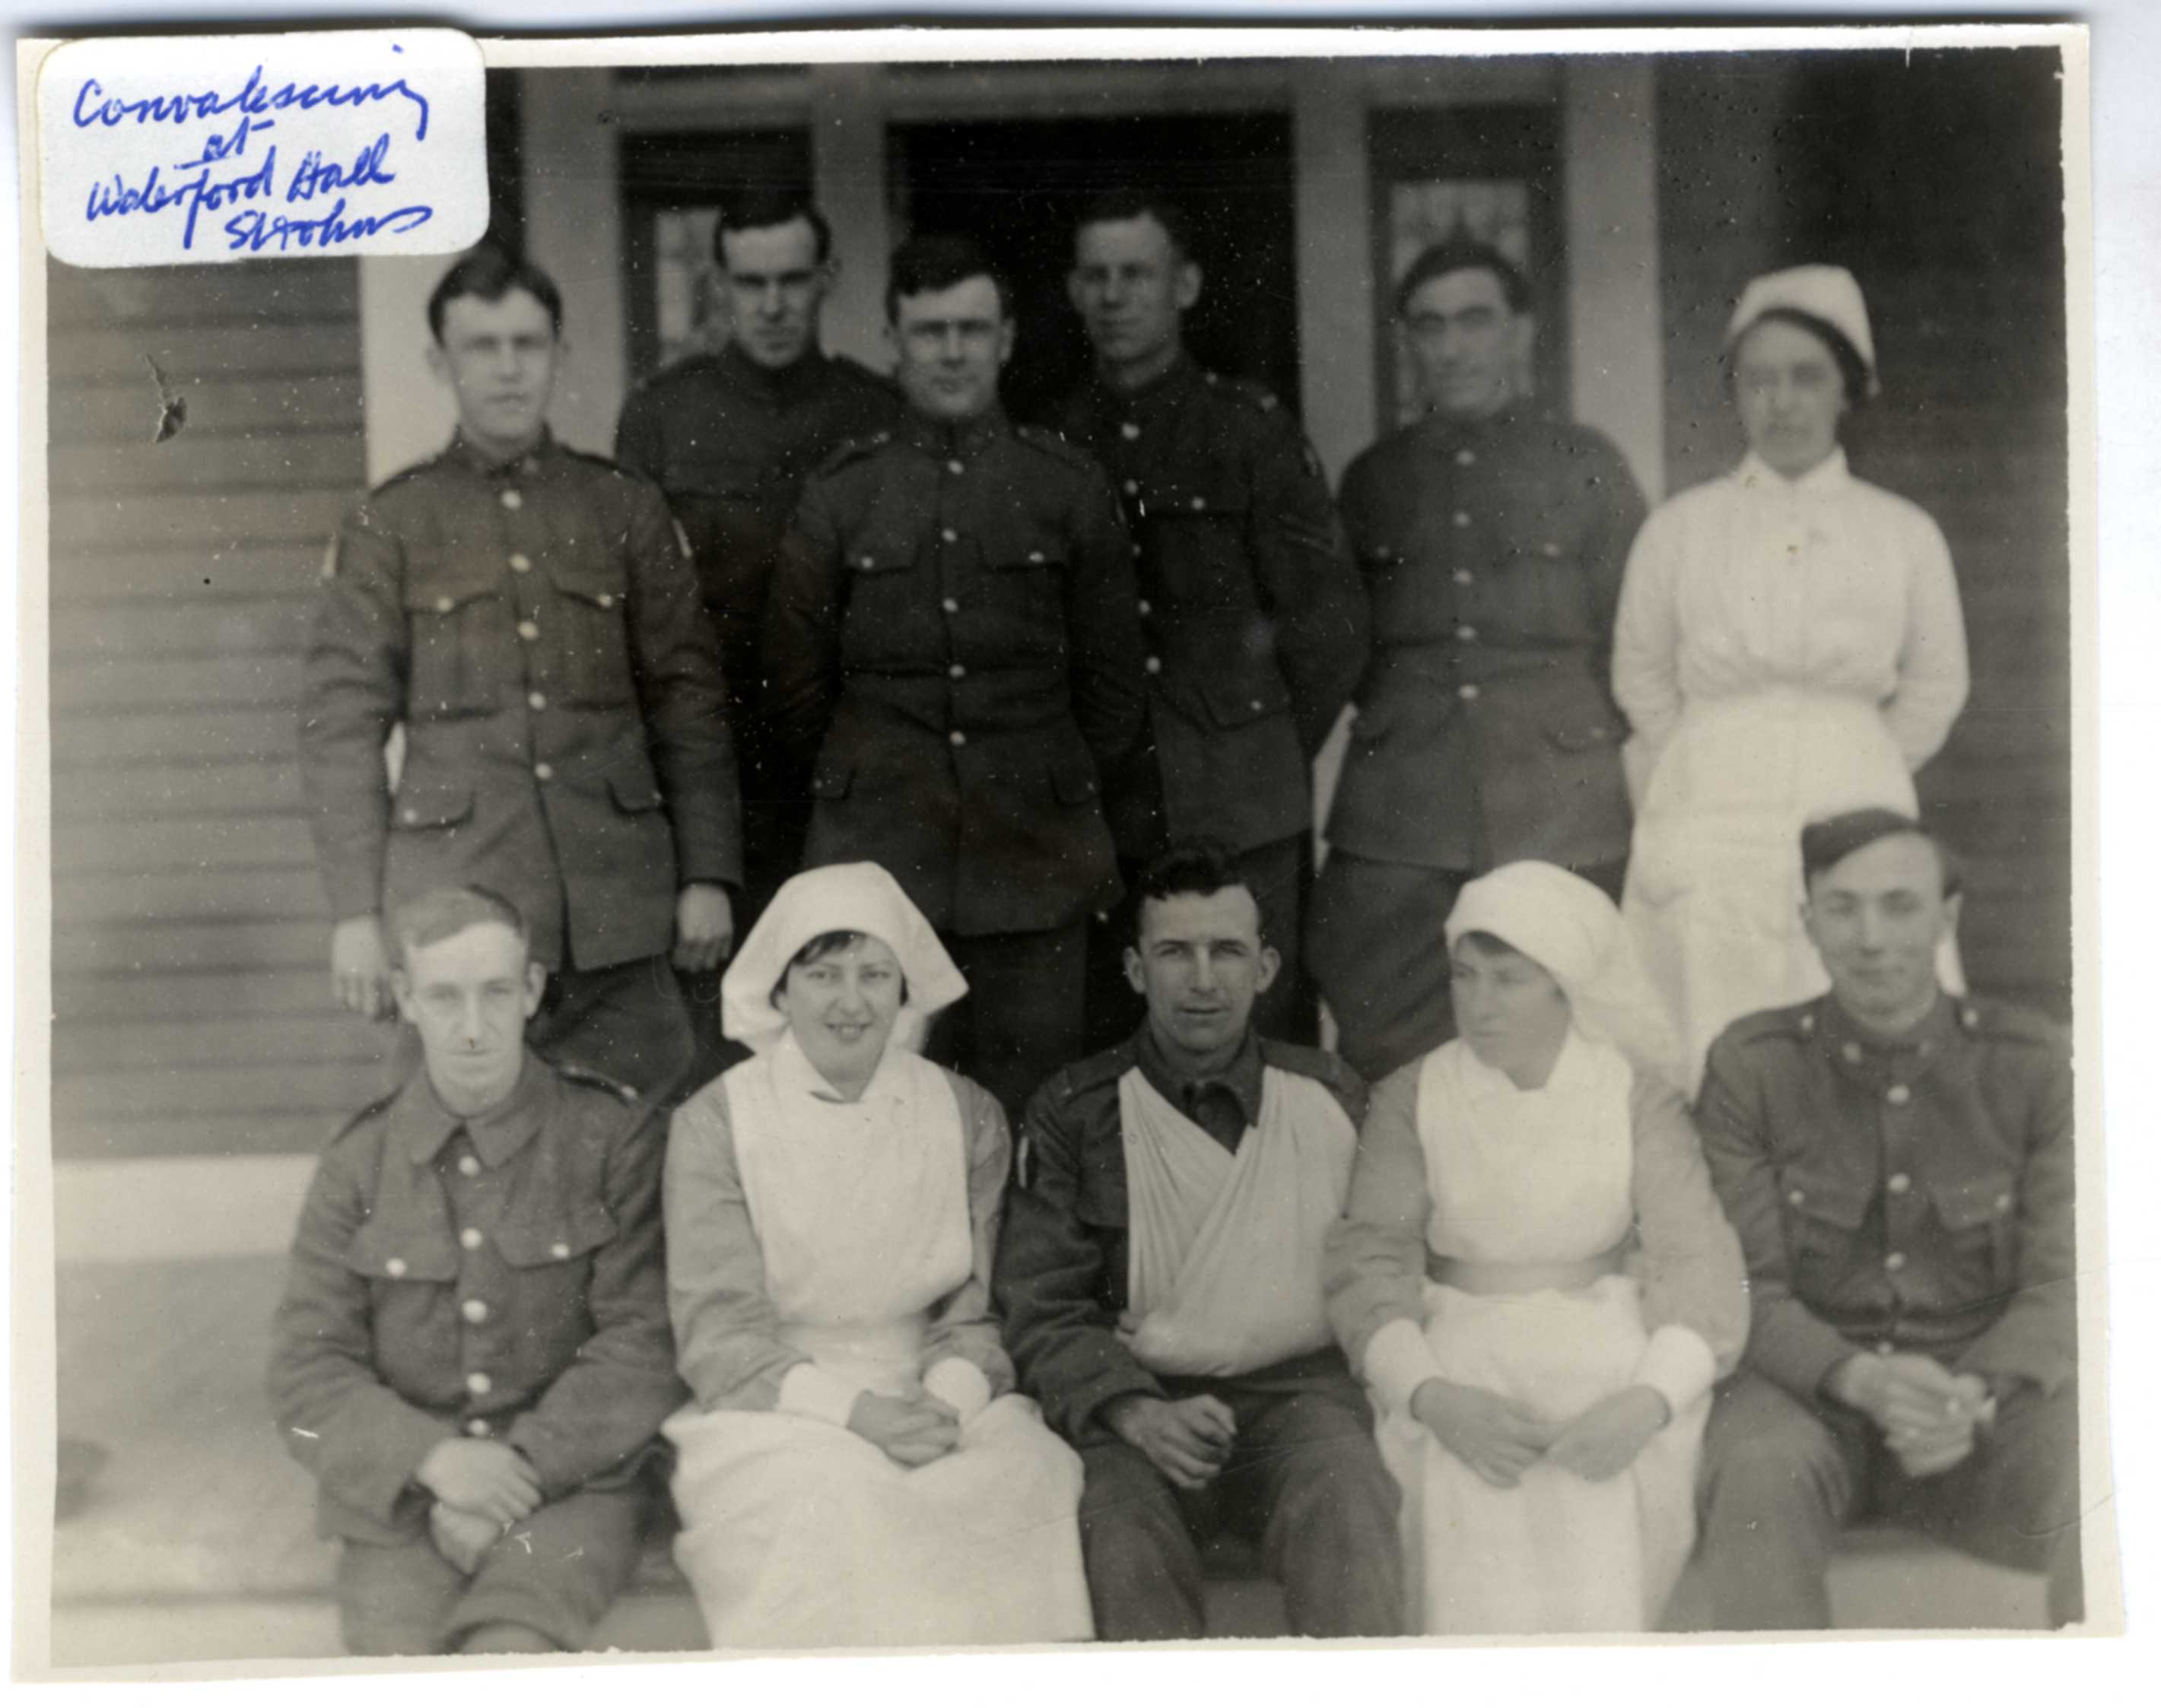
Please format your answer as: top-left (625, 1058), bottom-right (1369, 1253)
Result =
top-left (501, 490), bottom-right (523, 512)
top-left (466, 1418), bottom-right (493, 1438)
top-left (510, 553), bottom-right (532, 573)
top-left (462, 1298), bottom-right (489, 1325)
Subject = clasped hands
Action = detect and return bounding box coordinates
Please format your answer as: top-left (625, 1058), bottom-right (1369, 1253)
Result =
top-left (417, 1437), bottom-right (542, 1575)
top-left (847, 1388), bottom-right (962, 1468)
top-left (1410, 1377), bottom-right (1671, 1489)
top-left (1828, 1351), bottom-right (1991, 1478)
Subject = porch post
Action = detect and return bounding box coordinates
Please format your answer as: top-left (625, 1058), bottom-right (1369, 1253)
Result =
top-left (810, 65), bottom-right (893, 371)
top-left (1292, 63), bottom-right (1376, 487)
top-left (518, 67), bottom-right (628, 456)
top-left (1561, 58), bottom-right (1666, 502)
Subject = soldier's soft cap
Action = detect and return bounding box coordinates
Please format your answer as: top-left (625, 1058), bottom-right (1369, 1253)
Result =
top-left (1800, 808), bottom-right (1964, 897)
top-left (1727, 264), bottom-right (1880, 399)
top-left (1446, 860), bottom-right (1683, 1081)
top-left (721, 862), bottom-right (968, 1054)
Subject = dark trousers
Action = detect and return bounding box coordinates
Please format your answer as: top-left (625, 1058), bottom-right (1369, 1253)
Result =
top-left (388, 954), bottom-right (697, 1108)
top-left (337, 1482), bottom-right (647, 1656)
top-left (926, 921), bottom-right (1088, 1122)
top-left (1077, 1364), bottom-right (1403, 1640)
top-left (1695, 1371), bottom-right (2083, 1630)
top-left (1083, 834), bottom-right (1317, 1054)
top-left (1308, 852), bottom-right (1626, 1085)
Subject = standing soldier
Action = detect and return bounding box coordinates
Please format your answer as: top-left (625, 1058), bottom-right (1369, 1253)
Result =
top-left (1311, 237), bottom-right (1648, 1084)
top-left (1044, 192), bottom-right (1366, 1046)
top-left (301, 249), bottom-right (742, 1103)
top-left (615, 188), bottom-right (899, 946)
top-left (764, 234), bottom-right (1147, 1118)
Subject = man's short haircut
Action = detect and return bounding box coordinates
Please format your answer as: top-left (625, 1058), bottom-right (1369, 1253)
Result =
top-left (427, 247), bottom-right (564, 342)
top-left (713, 186), bottom-right (833, 265)
top-left (389, 885), bottom-right (531, 967)
top-left (1073, 189), bottom-right (1200, 264)
top-left (885, 233), bottom-right (1012, 322)
top-left (1800, 808), bottom-right (1964, 900)
top-left (1392, 235), bottom-right (1531, 318)
top-left (1133, 837), bottom-right (1263, 946)
top-left (770, 929), bottom-right (909, 1008)
top-left (1729, 306), bottom-right (1873, 408)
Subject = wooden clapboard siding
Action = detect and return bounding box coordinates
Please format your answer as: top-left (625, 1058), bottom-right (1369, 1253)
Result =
top-left (48, 255), bottom-right (386, 1164)
top-left (1657, 49), bottom-right (2073, 1017)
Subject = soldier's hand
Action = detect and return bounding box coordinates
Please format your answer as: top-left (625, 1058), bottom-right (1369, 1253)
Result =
top-left (1889, 1371), bottom-right (1988, 1478)
top-left (672, 883), bottom-right (736, 972)
top-left (428, 1500), bottom-right (503, 1575)
top-left (415, 1439), bottom-right (542, 1525)
top-left (330, 915), bottom-right (395, 1020)
top-left (1103, 1393), bottom-right (1237, 1491)
top-left (1831, 1351), bottom-right (1972, 1438)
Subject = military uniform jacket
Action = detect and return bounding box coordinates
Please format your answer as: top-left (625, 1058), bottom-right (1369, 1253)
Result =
top-left (268, 1055), bottom-right (688, 1546)
top-left (764, 406), bottom-right (1148, 936)
top-left (615, 345), bottom-right (900, 768)
top-left (1327, 406), bottom-right (1647, 872)
top-left (993, 1027), bottom-right (1367, 1446)
top-left (299, 431), bottom-right (743, 972)
top-left (1695, 991), bottom-right (2074, 1402)
top-left (1041, 357), bottom-right (1368, 856)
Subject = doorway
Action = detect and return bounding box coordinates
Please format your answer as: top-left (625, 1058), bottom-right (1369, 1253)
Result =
top-left (890, 111), bottom-right (1299, 424)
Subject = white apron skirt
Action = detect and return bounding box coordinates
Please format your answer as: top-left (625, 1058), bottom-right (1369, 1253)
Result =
top-left (664, 1317), bottom-right (1092, 1650)
top-left (1622, 688), bottom-right (1962, 1093)
top-left (1376, 1275), bottom-right (1707, 1635)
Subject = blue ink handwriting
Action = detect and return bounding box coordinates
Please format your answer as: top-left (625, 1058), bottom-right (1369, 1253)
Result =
top-left (72, 62), bottom-right (430, 142)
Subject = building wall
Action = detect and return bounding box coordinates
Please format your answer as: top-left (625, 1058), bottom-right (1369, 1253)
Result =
top-left (48, 259), bottom-right (389, 1164)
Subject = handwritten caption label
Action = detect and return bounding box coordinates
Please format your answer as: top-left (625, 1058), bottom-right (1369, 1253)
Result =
top-left (37, 30), bottom-right (487, 268)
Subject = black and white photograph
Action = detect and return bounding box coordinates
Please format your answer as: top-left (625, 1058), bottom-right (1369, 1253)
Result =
top-left (14, 14), bottom-right (2127, 1682)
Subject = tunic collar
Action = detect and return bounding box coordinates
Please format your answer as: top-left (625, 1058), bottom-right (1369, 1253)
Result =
top-left (897, 402), bottom-right (1009, 461)
top-left (1735, 444), bottom-right (1851, 495)
top-left (445, 425), bottom-right (556, 481)
top-left (1419, 396), bottom-right (1530, 451)
top-left (1133, 1022), bottom-right (1265, 1133)
top-left (1814, 986), bottom-right (1958, 1070)
top-left (393, 1051), bottom-right (550, 1167)
top-left (1084, 349), bottom-right (1202, 418)
top-left (720, 339), bottom-right (833, 402)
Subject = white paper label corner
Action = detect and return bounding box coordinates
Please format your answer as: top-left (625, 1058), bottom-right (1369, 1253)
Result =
top-left (37, 29), bottom-right (488, 268)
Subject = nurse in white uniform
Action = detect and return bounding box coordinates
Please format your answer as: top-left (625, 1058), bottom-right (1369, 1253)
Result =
top-left (1611, 265), bottom-right (1969, 1093)
top-left (660, 861), bottom-right (1092, 1649)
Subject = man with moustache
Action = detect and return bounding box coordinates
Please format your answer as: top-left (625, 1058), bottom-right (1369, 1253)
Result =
top-left (1310, 236), bottom-right (1647, 1084)
top-left (1044, 192), bottom-right (1365, 1048)
top-left (300, 249), bottom-right (741, 1103)
top-left (615, 189), bottom-right (899, 955)
top-left (763, 233), bottom-right (1147, 1118)
top-left (996, 838), bottom-right (1403, 1640)
top-left (270, 886), bottom-right (684, 1656)
top-left (1692, 810), bottom-right (2080, 1628)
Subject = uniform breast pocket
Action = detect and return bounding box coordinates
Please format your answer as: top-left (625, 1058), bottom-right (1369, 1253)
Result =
top-left (493, 1202), bottom-right (618, 1341)
top-left (403, 550), bottom-right (510, 716)
top-left (1931, 1171), bottom-right (2020, 1303)
top-left (1776, 1167), bottom-right (1873, 1303)
top-left (546, 559), bottom-right (635, 707)
top-left (1145, 476), bottom-right (1250, 608)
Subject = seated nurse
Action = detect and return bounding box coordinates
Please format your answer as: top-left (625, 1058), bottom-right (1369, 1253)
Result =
top-left (1325, 862), bottom-right (1749, 1634)
top-left (661, 862), bottom-right (1092, 1649)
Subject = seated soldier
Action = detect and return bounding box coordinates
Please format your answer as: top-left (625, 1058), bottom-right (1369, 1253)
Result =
top-left (995, 837), bottom-right (1403, 1640)
top-left (1693, 810), bottom-right (2081, 1628)
top-left (269, 886), bottom-right (686, 1656)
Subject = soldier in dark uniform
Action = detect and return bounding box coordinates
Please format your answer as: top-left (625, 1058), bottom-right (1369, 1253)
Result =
top-left (614, 188), bottom-right (900, 948)
top-left (993, 840), bottom-right (1402, 1640)
top-left (1310, 236), bottom-right (1647, 1084)
top-left (269, 887), bottom-right (686, 1656)
top-left (1044, 191), bottom-right (1366, 1048)
top-left (764, 234), bottom-right (1147, 1119)
top-left (1694, 810), bottom-right (2080, 1628)
top-left (300, 250), bottom-right (742, 1103)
